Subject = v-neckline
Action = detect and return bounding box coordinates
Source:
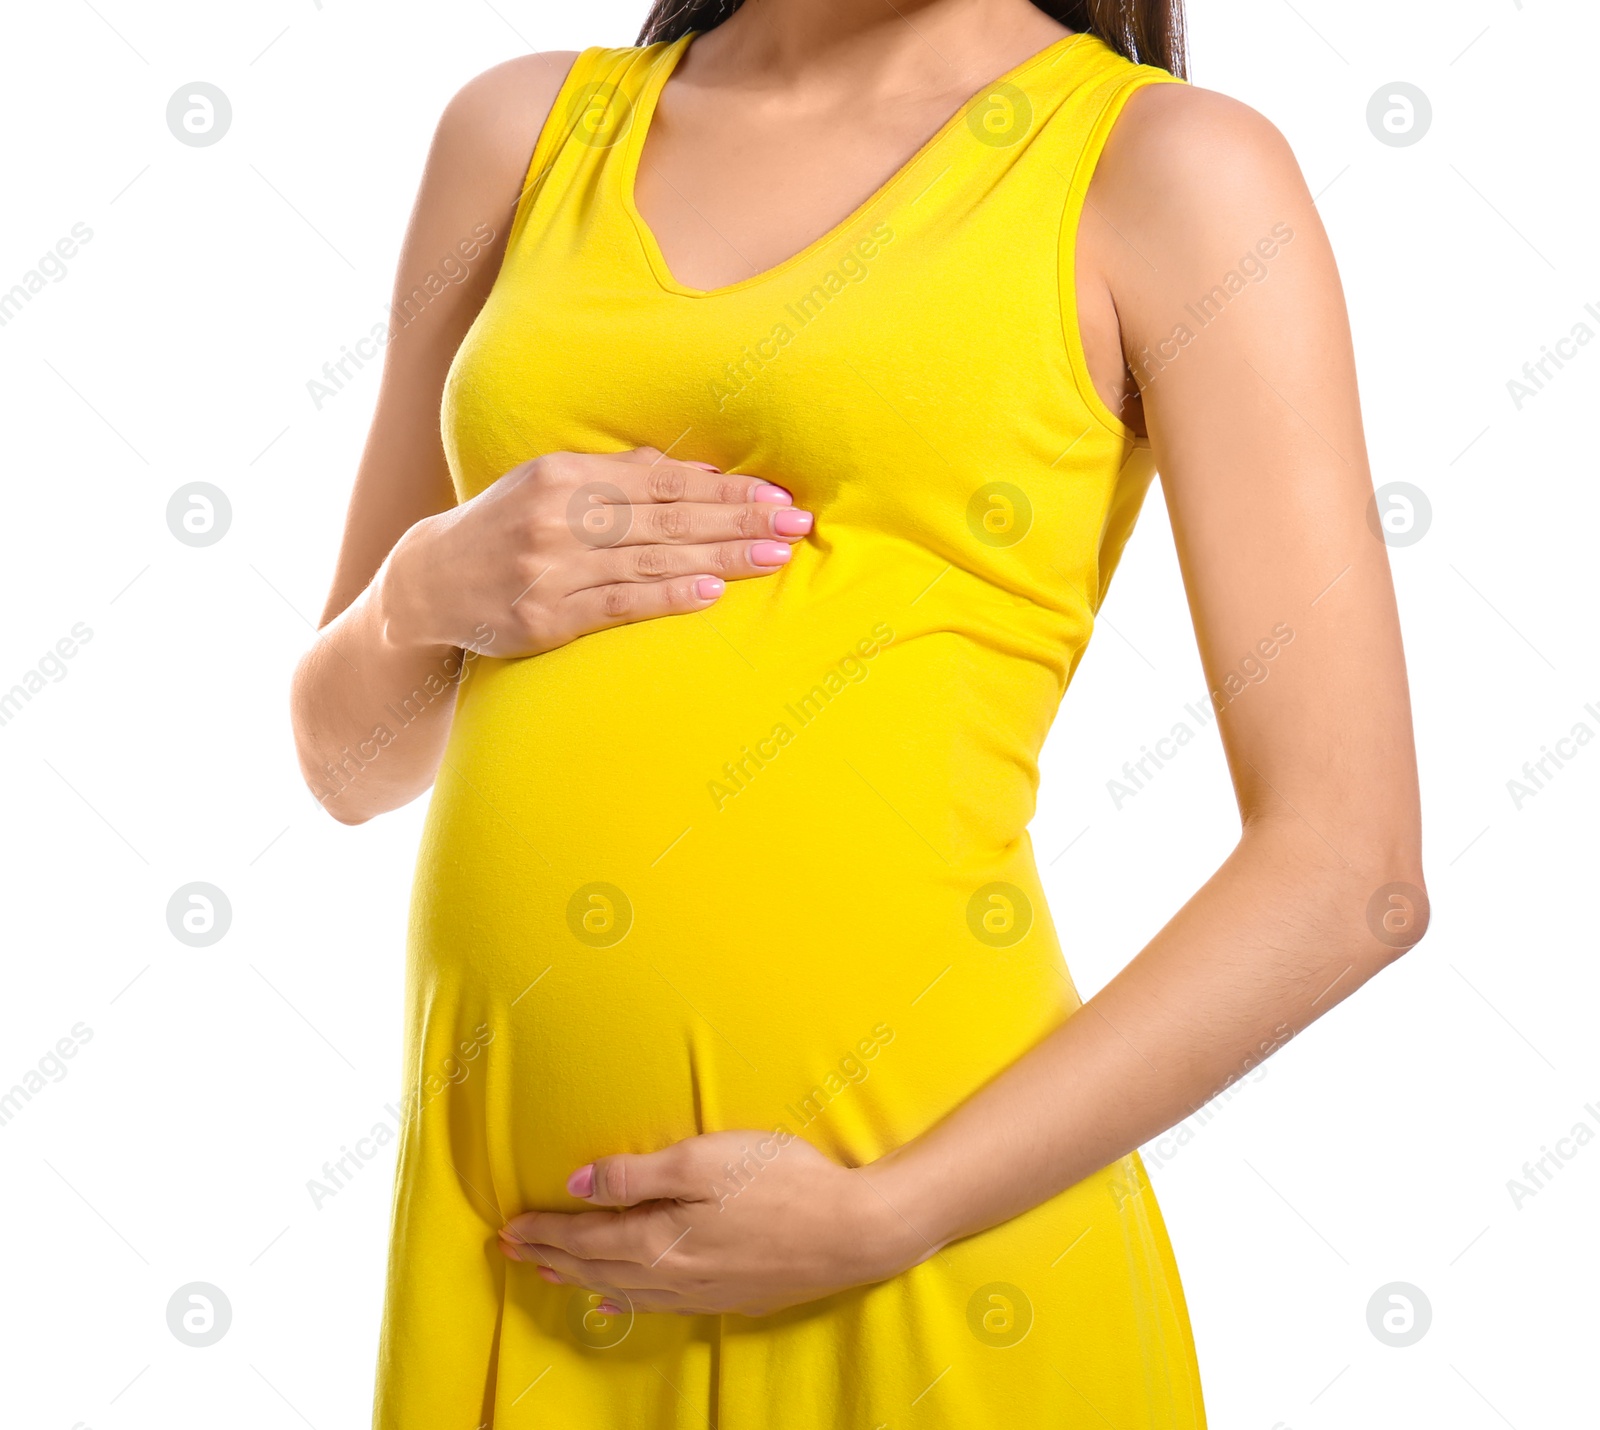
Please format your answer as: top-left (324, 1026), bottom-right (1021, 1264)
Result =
top-left (620, 27), bottom-right (1092, 300)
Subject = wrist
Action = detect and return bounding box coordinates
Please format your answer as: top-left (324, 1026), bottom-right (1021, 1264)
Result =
top-left (855, 1144), bottom-right (951, 1279)
top-left (374, 518), bottom-right (447, 654)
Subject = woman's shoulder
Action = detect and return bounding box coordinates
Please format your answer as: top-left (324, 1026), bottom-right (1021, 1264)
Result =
top-left (1080, 74), bottom-right (1321, 309)
top-left (1082, 71), bottom-right (1336, 390)
top-left (432, 51), bottom-right (584, 161)
top-left (429, 42), bottom-right (674, 176)
top-left (409, 51), bottom-right (599, 231)
top-left (1098, 77), bottom-right (1305, 221)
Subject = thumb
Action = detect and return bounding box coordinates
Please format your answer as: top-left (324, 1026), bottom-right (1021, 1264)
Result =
top-left (571, 1144), bottom-right (708, 1207)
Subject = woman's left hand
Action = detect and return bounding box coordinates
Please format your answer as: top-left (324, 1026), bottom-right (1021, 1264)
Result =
top-left (498, 1129), bottom-right (923, 1317)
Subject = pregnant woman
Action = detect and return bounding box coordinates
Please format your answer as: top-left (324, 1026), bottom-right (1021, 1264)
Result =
top-left (291, 0), bottom-right (1427, 1424)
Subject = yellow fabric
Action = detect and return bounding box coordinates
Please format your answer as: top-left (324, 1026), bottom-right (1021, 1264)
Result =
top-left (377, 29), bottom-right (1203, 1428)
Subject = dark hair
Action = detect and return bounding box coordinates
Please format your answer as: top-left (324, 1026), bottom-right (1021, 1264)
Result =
top-left (636, 1), bottom-right (1187, 79)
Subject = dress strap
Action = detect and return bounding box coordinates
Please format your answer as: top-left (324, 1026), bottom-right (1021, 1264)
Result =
top-left (508, 44), bottom-right (641, 246)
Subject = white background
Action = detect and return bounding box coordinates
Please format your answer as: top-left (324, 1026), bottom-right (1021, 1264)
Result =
top-left (0, 0), bottom-right (1593, 1426)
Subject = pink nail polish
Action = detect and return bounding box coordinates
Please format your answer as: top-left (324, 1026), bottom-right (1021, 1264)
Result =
top-left (694, 576), bottom-right (725, 601)
top-left (772, 509), bottom-right (813, 537)
top-left (687, 461), bottom-right (722, 472)
top-left (537, 1266), bottom-right (561, 1284)
top-left (750, 541), bottom-right (792, 566)
top-left (598, 1301), bottom-right (624, 1316)
top-left (567, 1164), bottom-right (595, 1197)
top-left (753, 483), bottom-right (793, 504)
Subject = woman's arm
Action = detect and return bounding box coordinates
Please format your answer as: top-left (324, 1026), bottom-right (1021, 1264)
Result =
top-left (291, 55), bottom-right (578, 824)
top-left (292, 55), bottom-right (807, 824)
top-left (498, 85), bottom-right (1429, 1314)
top-left (864, 80), bottom-right (1428, 1250)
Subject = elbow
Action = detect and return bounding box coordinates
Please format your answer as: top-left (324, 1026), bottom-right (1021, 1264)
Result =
top-left (1250, 814), bottom-right (1430, 968)
top-left (291, 687), bottom-right (371, 826)
top-left (298, 753), bottom-right (421, 826)
top-left (1347, 823), bottom-right (1429, 963)
top-left (301, 767), bottom-right (371, 826)
top-left (1363, 865), bottom-right (1429, 960)
top-left (294, 738), bottom-right (371, 826)
top-left (319, 792), bottom-right (374, 827)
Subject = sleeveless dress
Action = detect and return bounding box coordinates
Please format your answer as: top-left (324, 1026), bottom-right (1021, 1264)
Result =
top-left (375, 30), bottom-right (1204, 1429)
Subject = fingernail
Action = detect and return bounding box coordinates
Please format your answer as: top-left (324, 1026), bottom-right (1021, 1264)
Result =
top-left (750, 541), bottom-right (792, 566)
top-left (753, 483), bottom-right (792, 504)
top-left (598, 1301), bottom-right (624, 1316)
top-left (694, 576), bottom-right (725, 601)
top-left (537, 1266), bottom-right (561, 1284)
top-left (687, 461), bottom-right (722, 472)
top-left (566, 1163), bottom-right (595, 1198)
top-left (772, 508), bottom-right (813, 537)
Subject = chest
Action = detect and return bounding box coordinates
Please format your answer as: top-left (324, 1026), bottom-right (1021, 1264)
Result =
top-left (628, 69), bottom-right (1141, 431)
top-left (632, 90), bottom-right (975, 294)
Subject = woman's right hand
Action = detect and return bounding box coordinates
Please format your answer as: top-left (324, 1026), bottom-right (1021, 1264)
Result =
top-left (377, 446), bottom-right (812, 658)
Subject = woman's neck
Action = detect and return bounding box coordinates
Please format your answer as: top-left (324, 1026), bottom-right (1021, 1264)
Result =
top-left (681, 0), bottom-right (1072, 103)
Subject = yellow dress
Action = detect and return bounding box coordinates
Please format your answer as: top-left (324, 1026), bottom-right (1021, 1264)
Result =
top-left (376, 30), bottom-right (1205, 1428)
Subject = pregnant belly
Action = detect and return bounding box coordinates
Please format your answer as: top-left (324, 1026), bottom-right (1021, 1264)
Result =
top-left (403, 581), bottom-right (1078, 1212)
